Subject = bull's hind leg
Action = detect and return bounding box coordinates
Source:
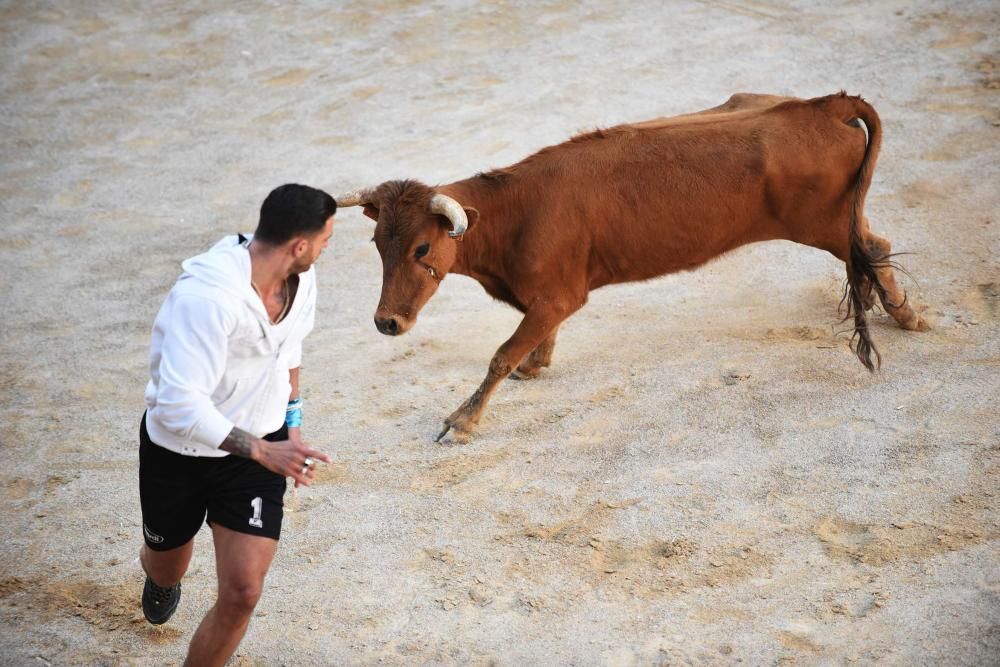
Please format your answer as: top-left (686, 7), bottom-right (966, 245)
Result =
top-left (816, 218), bottom-right (928, 333)
top-left (511, 326), bottom-right (560, 379)
top-left (862, 229), bottom-right (929, 331)
top-left (805, 216), bottom-right (928, 370)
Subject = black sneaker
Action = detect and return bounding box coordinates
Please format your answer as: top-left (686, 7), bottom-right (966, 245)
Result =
top-left (142, 576), bottom-right (181, 625)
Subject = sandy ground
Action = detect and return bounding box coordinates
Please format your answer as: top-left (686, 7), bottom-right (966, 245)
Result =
top-left (1, 1), bottom-right (998, 665)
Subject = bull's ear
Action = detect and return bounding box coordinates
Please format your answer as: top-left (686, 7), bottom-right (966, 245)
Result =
top-left (436, 207), bottom-right (480, 235)
top-left (362, 204), bottom-right (380, 221)
top-left (462, 207), bottom-right (480, 233)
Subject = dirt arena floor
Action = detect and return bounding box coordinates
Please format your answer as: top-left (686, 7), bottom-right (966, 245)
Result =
top-left (1, 1), bottom-right (997, 665)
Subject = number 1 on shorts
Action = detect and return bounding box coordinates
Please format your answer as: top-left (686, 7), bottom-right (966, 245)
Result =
top-left (249, 496), bottom-right (263, 528)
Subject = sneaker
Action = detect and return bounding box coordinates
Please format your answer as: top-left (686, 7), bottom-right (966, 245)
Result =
top-left (142, 576), bottom-right (181, 625)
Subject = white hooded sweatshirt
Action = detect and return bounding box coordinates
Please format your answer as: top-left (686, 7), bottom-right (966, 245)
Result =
top-left (144, 235), bottom-right (316, 457)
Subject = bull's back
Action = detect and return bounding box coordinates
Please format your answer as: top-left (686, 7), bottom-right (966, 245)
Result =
top-left (517, 95), bottom-right (869, 287)
top-left (630, 92), bottom-right (794, 130)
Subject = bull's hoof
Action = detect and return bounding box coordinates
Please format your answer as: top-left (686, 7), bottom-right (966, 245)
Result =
top-left (435, 410), bottom-right (478, 443)
top-left (435, 421), bottom-right (474, 444)
top-left (510, 364), bottom-right (542, 380)
top-left (435, 423), bottom-right (450, 442)
top-left (900, 314), bottom-right (931, 332)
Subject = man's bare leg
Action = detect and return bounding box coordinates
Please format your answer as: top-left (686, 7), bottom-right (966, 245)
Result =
top-left (184, 524), bottom-right (278, 667)
top-left (140, 541), bottom-right (194, 587)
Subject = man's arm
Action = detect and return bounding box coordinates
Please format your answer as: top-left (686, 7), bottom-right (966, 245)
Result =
top-left (220, 369), bottom-right (302, 458)
top-left (219, 424), bottom-right (329, 487)
top-left (151, 295), bottom-right (235, 447)
top-left (219, 367), bottom-right (324, 487)
top-left (287, 367), bottom-right (301, 442)
top-left (219, 427), bottom-right (259, 459)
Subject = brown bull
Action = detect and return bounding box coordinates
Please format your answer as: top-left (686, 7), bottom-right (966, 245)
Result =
top-left (337, 92), bottom-right (928, 441)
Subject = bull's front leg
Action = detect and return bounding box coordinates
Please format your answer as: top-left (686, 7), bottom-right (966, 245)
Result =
top-left (436, 305), bottom-right (576, 442)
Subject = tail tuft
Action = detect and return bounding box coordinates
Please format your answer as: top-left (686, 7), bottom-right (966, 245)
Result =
top-left (841, 95), bottom-right (884, 372)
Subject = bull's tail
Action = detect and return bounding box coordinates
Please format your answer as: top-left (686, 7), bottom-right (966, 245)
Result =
top-left (836, 93), bottom-right (888, 372)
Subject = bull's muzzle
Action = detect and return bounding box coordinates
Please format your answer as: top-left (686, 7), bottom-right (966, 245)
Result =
top-left (375, 315), bottom-right (401, 336)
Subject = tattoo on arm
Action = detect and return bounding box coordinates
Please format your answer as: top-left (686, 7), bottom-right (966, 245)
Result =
top-left (220, 427), bottom-right (258, 459)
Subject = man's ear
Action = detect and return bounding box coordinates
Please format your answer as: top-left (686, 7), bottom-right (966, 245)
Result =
top-left (362, 204), bottom-right (380, 221)
top-left (291, 237), bottom-right (309, 257)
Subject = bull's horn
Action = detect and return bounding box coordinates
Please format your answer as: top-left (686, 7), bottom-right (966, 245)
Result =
top-left (334, 189), bottom-right (374, 207)
top-left (429, 193), bottom-right (468, 238)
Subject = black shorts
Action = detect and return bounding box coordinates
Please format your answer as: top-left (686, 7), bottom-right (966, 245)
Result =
top-left (139, 412), bottom-right (288, 551)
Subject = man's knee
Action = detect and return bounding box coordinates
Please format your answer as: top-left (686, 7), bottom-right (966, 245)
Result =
top-left (218, 581), bottom-right (264, 618)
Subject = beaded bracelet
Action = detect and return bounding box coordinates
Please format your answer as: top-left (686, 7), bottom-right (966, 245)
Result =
top-left (286, 398), bottom-right (303, 428)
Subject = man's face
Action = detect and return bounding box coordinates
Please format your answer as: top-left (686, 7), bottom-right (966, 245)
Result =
top-left (292, 215), bottom-right (334, 273)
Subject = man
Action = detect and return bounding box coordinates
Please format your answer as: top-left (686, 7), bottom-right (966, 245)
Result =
top-left (139, 183), bottom-right (334, 666)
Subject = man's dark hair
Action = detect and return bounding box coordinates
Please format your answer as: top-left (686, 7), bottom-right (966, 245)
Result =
top-left (254, 184), bottom-right (337, 245)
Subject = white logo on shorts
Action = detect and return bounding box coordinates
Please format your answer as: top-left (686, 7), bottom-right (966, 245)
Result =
top-left (143, 523), bottom-right (164, 544)
top-left (249, 497), bottom-right (263, 528)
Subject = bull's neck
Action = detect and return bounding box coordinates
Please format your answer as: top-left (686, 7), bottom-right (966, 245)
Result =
top-left (436, 178), bottom-right (510, 279)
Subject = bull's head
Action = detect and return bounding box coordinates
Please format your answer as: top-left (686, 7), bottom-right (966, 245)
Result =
top-left (336, 180), bottom-right (479, 336)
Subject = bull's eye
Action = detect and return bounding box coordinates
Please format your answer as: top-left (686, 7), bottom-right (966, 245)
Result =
top-left (415, 243), bottom-right (430, 259)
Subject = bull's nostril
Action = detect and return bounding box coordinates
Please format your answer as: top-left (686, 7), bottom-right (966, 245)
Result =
top-left (375, 317), bottom-right (399, 335)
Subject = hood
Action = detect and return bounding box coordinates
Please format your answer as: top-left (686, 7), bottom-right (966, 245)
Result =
top-left (177, 234), bottom-right (273, 330)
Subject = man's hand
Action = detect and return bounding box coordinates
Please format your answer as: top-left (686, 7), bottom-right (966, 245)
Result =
top-left (257, 437), bottom-right (330, 488)
top-left (221, 427), bottom-right (330, 487)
